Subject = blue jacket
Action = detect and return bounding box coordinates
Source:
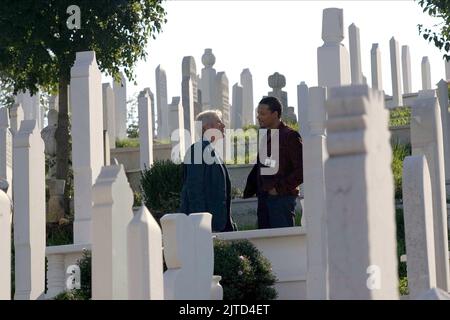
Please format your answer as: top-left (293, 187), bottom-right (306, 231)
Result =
top-left (180, 140), bottom-right (234, 232)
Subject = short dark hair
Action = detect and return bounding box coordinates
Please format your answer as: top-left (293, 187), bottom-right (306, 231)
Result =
top-left (259, 96), bottom-right (282, 118)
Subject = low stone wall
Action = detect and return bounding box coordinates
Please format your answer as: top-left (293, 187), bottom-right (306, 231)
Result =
top-left (45, 226), bottom-right (307, 300)
top-left (214, 227), bottom-right (307, 300)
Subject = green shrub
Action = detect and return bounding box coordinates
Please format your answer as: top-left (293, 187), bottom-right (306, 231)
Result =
top-left (115, 138), bottom-right (140, 148)
top-left (391, 142), bottom-right (411, 199)
top-left (46, 222), bottom-right (73, 247)
top-left (140, 160), bottom-right (183, 224)
top-left (214, 239), bottom-right (277, 300)
top-left (399, 277), bottom-right (409, 296)
top-left (389, 107), bottom-right (411, 127)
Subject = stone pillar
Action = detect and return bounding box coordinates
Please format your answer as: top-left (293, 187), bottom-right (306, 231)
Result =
top-left (371, 44), bottom-right (383, 91)
top-left (402, 155), bottom-right (436, 299)
top-left (71, 51), bottom-right (104, 244)
top-left (216, 72), bottom-right (230, 129)
top-left (390, 37), bottom-right (403, 107)
top-left (13, 120), bottom-right (45, 300)
top-left (317, 8), bottom-right (351, 87)
top-left (127, 205), bottom-right (164, 300)
top-left (113, 72), bottom-right (127, 140)
top-left (199, 49), bottom-right (217, 111)
top-left (161, 212), bottom-right (214, 300)
top-left (241, 68), bottom-right (254, 126)
top-left (182, 56), bottom-right (200, 139)
top-left (304, 86), bottom-right (329, 299)
top-left (437, 79), bottom-right (450, 183)
top-left (102, 83), bottom-right (116, 148)
top-left (445, 60), bottom-right (450, 81)
top-left (138, 88), bottom-right (154, 170)
top-left (168, 97), bottom-right (186, 163)
top-left (181, 77), bottom-right (195, 144)
top-left (0, 189), bottom-right (11, 300)
top-left (49, 95), bottom-right (59, 111)
top-left (241, 68), bottom-right (255, 126)
top-left (15, 90), bottom-right (42, 130)
top-left (156, 65), bottom-right (169, 140)
top-left (9, 103), bottom-right (24, 135)
top-left (325, 85), bottom-right (399, 299)
top-left (268, 72), bottom-right (288, 117)
top-left (402, 45), bottom-right (412, 94)
top-left (349, 23), bottom-right (362, 85)
top-left (45, 254), bottom-right (66, 299)
top-left (411, 90), bottom-right (450, 291)
top-left (422, 57), bottom-right (432, 90)
top-left (92, 163), bottom-right (133, 300)
top-left (231, 83), bottom-right (243, 129)
top-left (297, 82), bottom-right (309, 136)
top-left (0, 108), bottom-right (12, 198)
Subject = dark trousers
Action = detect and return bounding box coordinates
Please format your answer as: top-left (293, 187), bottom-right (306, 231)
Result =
top-left (257, 193), bottom-right (296, 229)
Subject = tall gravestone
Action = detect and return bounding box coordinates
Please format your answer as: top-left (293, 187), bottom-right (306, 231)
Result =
top-left (138, 88), bottom-right (154, 170)
top-left (181, 63), bottom-right (196, 143)
top-left (422, 57), bottom-right (432, 90)
top-left (15, 90), bottom-right (43, 130)
top-left (445, 60), bottom-right (450, 81)
top-left (370, 44), bottom-right (383, 91)
top-left (268, 72), bottom-right (288, 118)
top-left (13, 120), bottom-right (45, 300)
top-left (113, 72), bottom-right (127, 140)
top-left (168, 97), bottom-right (186, 163)
top-left (92, 163), bottom-right (133, 300)
top-left (0, 108), bottom-right (12, 198)
top-left (199, 49), bottom-right (217, 111)
top-left (9, 103), bottom-right (24, 135)
top-left (304, 86), bottom-right (329, 299)
top-left (402, 155), bottom-right (437, 299)
top-left (102, 83), bottom-right (116, 149)
top-left (161, 213), bottom-right (214, 300)
top-left (317, 8), bottom-right (351, 87)
top-left (390, 37), bottom-right (403, 107)
top-left (231, 83), bottom-right (243, 129)
top-left (71, 51), bottom-right (104, 244)
top-left (127, 205), bottom-right (164, 299)
top-left (411, 90), bottom-right (450, 291)
top-left (325, 85), bottom-right (399, 299)
top-left (297, 82), bottom-right (309, 136)
top-left (437, 79), bottom-right (450, 183)
top-left (241, 69), bottom-right (254, 126)
top-left (216, 72), bottom-right (230, 129)
top-left (0, 189), bottom-right (11, 300)
top-left (156, 65), bottom-right (169, 140)
top-left (349, 23), bottom-right (362, 85)
top-left (402, 46), bottom-right (412, 94)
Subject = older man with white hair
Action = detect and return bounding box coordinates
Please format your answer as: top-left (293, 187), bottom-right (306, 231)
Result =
top-left (180, 110), bottom-right (236, 232)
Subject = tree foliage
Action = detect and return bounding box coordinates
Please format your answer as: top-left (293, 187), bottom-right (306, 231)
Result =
top-left (417, 0), bottom-right (450, 60)
top-left (0, 0), bottom-right (167, 93)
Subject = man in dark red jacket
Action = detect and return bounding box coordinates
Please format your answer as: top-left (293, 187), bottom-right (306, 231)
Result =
top-left (243, 96), bottom-right (303, 228)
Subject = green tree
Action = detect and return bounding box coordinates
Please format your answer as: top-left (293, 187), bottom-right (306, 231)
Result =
top-left (0, 0), bottom-right (167, 206)
top-left (417, 0), bottom-right (450, 60)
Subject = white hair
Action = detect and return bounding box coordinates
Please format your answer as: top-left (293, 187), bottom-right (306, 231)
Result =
top-left (195, 109), bottom-right (223, 131)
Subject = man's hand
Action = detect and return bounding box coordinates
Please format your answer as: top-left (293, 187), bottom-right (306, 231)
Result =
top-left (268, 188), bottom-right (278, 196)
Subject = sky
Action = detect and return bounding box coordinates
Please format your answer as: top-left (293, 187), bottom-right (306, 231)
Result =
top-left (111, 0), bottom-right (447, 121)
